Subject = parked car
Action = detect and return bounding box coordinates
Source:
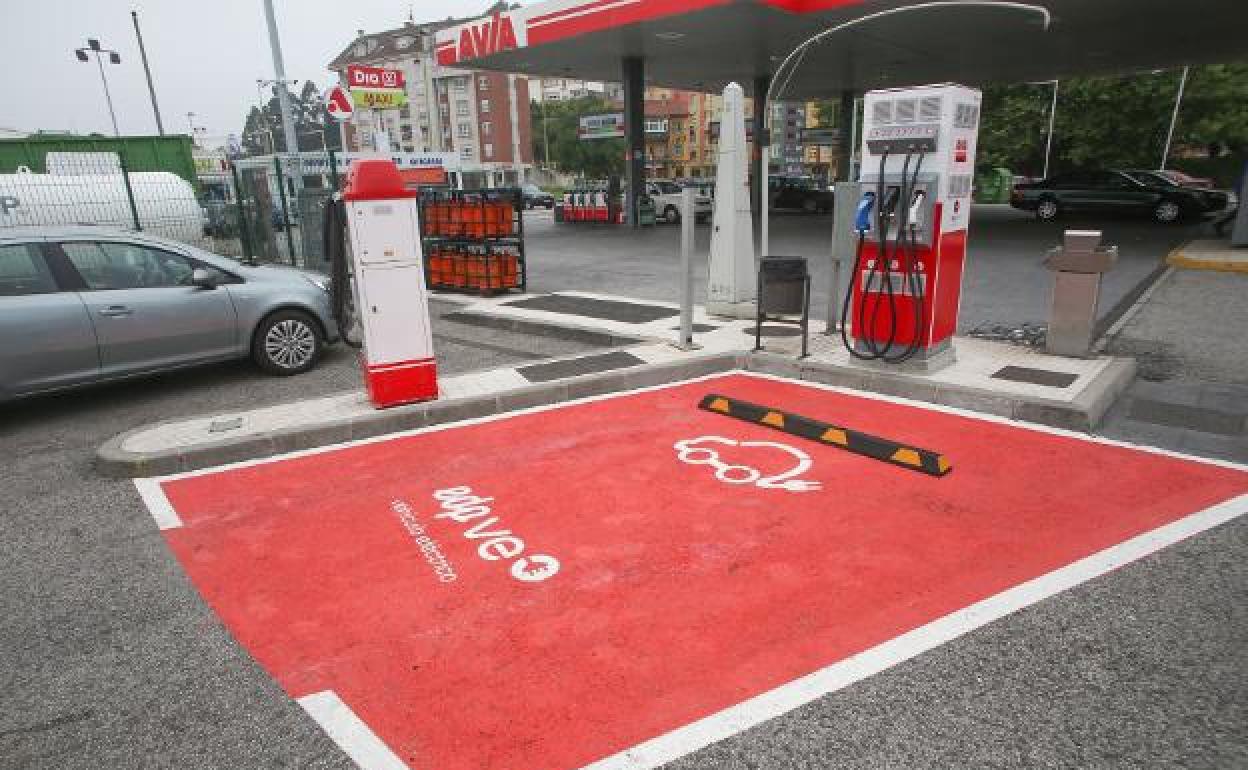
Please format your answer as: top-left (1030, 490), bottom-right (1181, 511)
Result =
top-left (521, 184), bottom-right (556, 209)
top-left (0, 226), bottom-right (339, 402)
top-left (645, 179), bottom-right (712, 223)
top-left (1009, 169), bottom-right (1229, 223)
top-left (768, 175), bottom-right (834, 213)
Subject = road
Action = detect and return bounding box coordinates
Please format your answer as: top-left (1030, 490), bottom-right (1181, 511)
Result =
top-left (520, 204), bottom-right (1206, 333)
top-left (2, 266), bottom-right (1244, 768)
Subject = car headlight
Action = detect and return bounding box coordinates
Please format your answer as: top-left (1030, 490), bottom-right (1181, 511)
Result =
top-left (303, 274), bottom-right (331, 293)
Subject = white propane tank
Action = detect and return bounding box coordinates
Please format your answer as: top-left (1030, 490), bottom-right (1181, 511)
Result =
top-left (0, 166), bottom-right (205, 243)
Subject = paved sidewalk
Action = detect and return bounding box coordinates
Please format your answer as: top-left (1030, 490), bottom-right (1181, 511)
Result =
top-left (100, 290), bottom-right (1136, 477)
top-left (1100, 267), bottom-right (1248, 462)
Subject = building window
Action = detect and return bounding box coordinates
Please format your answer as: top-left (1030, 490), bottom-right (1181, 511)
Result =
top-left (452, 77), bottom-right (466, 92)
top-left (481, 121), bottom-right (492, 137)
top-left (479, 98), bottom-right (490, 113)
top-left (478, 76), bottom-right (490, 90)
top-left (456, 100), bottom-right (469, 117)
top-left (457, 123), bottom-right (471, 138)
top-left (483, 143), bottom-right (493, 159)
top-left (460, 146), bottom-right (474, 160)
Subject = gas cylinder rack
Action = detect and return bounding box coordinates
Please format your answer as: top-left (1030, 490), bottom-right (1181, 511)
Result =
top-left (418, 187), bottom-right (527, 296)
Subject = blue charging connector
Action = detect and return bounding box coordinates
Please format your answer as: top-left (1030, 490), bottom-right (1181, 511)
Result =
top-left (854, 191), bottom-right (876, 234)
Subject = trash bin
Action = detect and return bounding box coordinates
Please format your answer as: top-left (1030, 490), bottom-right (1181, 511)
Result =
top-left (553, 202), bottom-right (564, 222)
top-left (754, 256), bottom-right (811, 357)
top-left (636, 195), bottom-right (657, 227)
top-left (1044, 230), bottom-right (1118, 357)
top-left (973, 166), bottom-right (1013, 204)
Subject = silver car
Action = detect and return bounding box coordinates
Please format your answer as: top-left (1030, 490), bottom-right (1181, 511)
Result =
top-left (0, 226), bottom-right (339, 402)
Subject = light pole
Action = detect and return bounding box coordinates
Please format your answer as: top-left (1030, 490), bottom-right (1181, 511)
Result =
top-left (75, 39), bottom-right (122, 137)
top-left (1160, 66), bottom-right (1189, 171)
top-left (130, 11), bottom-right (165, 135)
top-left (1043, 79), bottom-right (1058, 179)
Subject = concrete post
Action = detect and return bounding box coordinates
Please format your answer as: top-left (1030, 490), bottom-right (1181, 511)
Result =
top-left (622, 57), bottom-right (645, 226)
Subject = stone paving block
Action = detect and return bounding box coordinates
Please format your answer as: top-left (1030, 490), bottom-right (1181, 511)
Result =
top-left (183, 434), bottom-right (278, 473)
top-left (271, 418), bottom-right (353, 454)
top-left (425, 394), bottom-right (500, 426)
top-left (496, 383), bottom-right (568, 413)
top-left (933, 386), bottom-right (1019, 419)
top-left (1013, 400), bottom-right (1089, 432)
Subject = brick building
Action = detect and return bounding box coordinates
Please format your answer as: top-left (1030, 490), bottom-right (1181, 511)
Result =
top-left (328, 7), bottom-right (533, 188)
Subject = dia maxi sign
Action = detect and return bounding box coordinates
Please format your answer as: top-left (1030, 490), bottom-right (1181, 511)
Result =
top-left (345, 64), bottom-right (408, 152)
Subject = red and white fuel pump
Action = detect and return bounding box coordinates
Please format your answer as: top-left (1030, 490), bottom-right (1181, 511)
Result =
top-left (841, 83), bottom-right (981, 368)
top-left (326, 159), bottom-right (438, 408)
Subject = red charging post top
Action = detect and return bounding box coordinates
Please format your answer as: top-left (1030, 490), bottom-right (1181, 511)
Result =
top-left (343, 159), bottom-right (418, 201)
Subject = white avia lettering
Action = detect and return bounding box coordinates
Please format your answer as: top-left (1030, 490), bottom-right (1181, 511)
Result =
top-left (432, 486), bottom-right (560, 582)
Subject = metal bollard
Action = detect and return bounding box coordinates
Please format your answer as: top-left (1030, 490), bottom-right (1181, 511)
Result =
top-left (676, 187), bottom-right (697, 350)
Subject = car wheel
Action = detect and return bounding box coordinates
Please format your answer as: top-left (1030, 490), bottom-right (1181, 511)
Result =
top-left (253, 310), bottom-right (322, 376)
top-left (664, 205), bottom-right (680, 224)
top-left (1153, 199), bottom-right (1182, 224)
top-left (1036, 197), bottom-right (1060, 221)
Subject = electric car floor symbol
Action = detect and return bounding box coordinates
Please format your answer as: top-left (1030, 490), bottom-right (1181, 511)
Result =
top-left (673, 436), bottom-right (821, 492)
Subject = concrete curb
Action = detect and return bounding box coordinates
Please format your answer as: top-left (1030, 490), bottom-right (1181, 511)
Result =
top-left (743, 351), bottom-right (1136, 433)
top-left (441, 309), bottom-right (648, 347)
top-left (96, 352), bottom-right (743, 479)
top-left (1165, 239), bottom-right (1248, 274)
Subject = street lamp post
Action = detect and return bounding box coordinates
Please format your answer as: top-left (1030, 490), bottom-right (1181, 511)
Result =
top-left (75, 38), bottom-right (123, 137)
top-left (1043, 79), bottom-right (1058, 179)
top-left (1160, 66), bottom-right (1189, 171)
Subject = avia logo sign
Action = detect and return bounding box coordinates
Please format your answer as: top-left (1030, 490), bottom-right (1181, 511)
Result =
top-left (438, 11), bottom-right (524, 65)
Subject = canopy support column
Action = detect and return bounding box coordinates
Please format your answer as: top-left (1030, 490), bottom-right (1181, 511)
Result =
top-left (622, 56), bottom-right (645, 226)
top-left (837, 89), bottom-right (856, 181)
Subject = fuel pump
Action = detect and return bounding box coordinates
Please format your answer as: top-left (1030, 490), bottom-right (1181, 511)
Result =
top-left (840, 84), bottom-right (981, 368)
top-left (324, 158), bottom-right (438, 408)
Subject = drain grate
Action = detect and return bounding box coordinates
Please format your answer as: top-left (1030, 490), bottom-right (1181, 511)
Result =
top-left (517, 350), bottom-right (645, 383)
top-left (990, 366), bottom-right (1078, 388)
top-left (505, 295), bottom-right (679, 324)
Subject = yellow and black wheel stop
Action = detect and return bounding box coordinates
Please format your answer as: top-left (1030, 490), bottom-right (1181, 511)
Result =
top-left (700, 394), bottom-right (951, 477)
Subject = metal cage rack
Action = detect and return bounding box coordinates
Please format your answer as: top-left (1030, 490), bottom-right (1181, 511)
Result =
top-left (418, 187), bottom-right (527, 295)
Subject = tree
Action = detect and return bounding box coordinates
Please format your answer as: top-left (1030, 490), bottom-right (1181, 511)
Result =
top-left (240, 81), bottom-right (343, 156)
top-left (977, 63), bottom-right (1248, 178)
top-left (531, 96), bottom-right (625, 178)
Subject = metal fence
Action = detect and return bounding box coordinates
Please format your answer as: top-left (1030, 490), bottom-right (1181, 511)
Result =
top-left (0, 148), bottom-right (342, 271)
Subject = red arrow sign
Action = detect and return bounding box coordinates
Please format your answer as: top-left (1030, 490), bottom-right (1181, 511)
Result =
top-left (326, 85), bottom-right (353, 120)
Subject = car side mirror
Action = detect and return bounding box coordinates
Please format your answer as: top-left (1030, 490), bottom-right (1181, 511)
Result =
top-left (191, 268), bottom-right (219, 289)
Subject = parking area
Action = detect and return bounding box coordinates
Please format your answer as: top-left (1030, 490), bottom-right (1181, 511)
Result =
top-left (137, 372), bottom-right (1246, 770)
top-left (521, 205), bottom-right (1206, 333)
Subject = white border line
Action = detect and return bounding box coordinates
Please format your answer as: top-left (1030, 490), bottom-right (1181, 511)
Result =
top-left (298, 690), bottom-right (409, 770)
top-left (578, 492), bottom-right (1248, 769)
top-left (137, 370), bottom-right (1248, 770)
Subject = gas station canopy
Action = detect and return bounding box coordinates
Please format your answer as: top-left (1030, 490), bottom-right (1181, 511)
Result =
top-left (436, 0), bottom-right (1247, 96)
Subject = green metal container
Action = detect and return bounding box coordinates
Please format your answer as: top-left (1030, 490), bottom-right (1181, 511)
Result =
top-left (0, 134), bottom-right (198, 186)
top-left (973, 166), bottom-right (1013, 204)
top-left (637, 196), bottom-right (657, 226)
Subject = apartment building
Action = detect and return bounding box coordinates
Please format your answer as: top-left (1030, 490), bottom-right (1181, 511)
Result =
top-left (327, 11), bottom-right (533, 188)
top-left (532, 78), bottom-right (623, 103)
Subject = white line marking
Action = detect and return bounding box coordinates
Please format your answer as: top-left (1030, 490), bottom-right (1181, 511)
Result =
top-left (133, 477), bottom-right (182, 530)
top-left (579, 492), bottom-right (1248, 770)
top-left (528, 0), bottom-right (641, 28)
top-left (298, 690), bottom-right (410, 770)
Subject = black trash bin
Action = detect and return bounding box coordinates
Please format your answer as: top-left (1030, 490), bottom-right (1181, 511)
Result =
top-left (755, 256), bottom-right (811, 357)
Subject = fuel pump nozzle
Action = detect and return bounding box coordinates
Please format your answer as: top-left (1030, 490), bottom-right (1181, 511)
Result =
top-left (907, 189), bottom-right (927, 231)
top-left (854, 191), bottom-right (876, 233)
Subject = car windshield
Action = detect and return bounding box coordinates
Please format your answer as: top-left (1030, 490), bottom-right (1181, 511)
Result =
top-left (524, 184), bottom-right (542, 194)
top-left (654, 181), bottom-right (681, 194)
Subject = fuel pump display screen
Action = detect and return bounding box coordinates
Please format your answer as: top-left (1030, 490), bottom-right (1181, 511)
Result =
top-left (143, 374), bottom-right (1248, 770)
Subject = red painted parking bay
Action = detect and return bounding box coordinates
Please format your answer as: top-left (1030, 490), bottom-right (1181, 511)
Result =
top-left (148, 373), bottom-right (1248, 770)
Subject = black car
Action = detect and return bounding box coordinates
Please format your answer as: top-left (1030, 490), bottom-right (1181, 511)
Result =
top-left (1010, 170), bottom-right (1228, 224)
top-left (769, 175), bottom-right (834, 214)
top-left (521, 183), bottom-right (556, 210)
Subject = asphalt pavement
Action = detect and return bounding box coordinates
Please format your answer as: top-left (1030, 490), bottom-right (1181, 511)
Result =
top-left (0, 300), bottom-right (606, 769)
top-left (2, 259), bottom-right (1245, 768)
top-left (520, 204), bottom-right (1205, 333)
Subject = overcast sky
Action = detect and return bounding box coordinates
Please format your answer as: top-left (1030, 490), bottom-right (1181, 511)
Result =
top-left (0, 0), bottom-right (522, 144)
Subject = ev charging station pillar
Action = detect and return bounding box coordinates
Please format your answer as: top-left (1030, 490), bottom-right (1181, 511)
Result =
top-left (622, 56), bottom-right (645, 227)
